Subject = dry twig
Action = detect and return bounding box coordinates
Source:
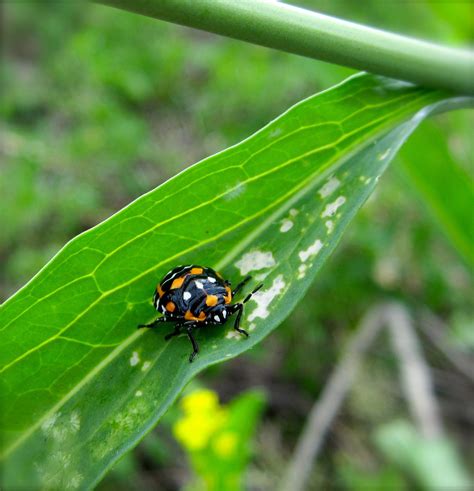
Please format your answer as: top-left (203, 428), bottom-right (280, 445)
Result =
top-left (281, 302), bottom-right (444, 491)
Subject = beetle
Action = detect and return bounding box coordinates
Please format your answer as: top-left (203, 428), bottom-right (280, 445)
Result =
top-left (138, 265), bottom-right (263, 362)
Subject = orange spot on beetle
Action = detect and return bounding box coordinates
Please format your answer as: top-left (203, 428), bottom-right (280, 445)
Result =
top-left (171, 276), bottom-right (185, 289)
top-left (157, 285), bottom-right (165, 297)
top-left (185, 310), bottom-right (206, 322)
top-left (224, 286), bottom-right (232, 304)
top-left (191, 267), bottom-right (203, 275)
top-left (166, 301), bottom-right (176, 312)
top-left (206, 295), bottom-right (218, 307)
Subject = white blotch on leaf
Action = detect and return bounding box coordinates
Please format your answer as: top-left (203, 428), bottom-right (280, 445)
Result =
top-left (67, 473), bottom-right (83, 490)
top-left (325, 220), bottom-right (334, 234)
top-left (321, 196), bottom-right (346, 217)
top-left (299, 239), bottom-right (323, 262)
top-left (248, 323), bottom-right (257, 332)
top-left (224, 182), bottom-right (246, 201)
top-left (135, 390), bottom-right (143, 397)
top-left (70, 411), bottom-right (80, 432)
top-left (298, 264), bottom-right (308, 279)
top-left (141, 361), bottom-right (151, 372)
top-left (248, 275), bottom-right (285, 321)
top-left (378, 148), bottom-right (391, 161)
top-left (40, 411), bottom-right (79, 442)
top-left (280, 219), bottom-right (293, 233)
top-left (226, 330), bottom-right (242, 340)
top-left (41, 413), bottom-right (60, 433)
top-left (235, 250), bottom-right (276, 275)
top-left (318, 177), bottom-right (340, 198)
top-left (113, 399), bottom-right (148, 431)
top-left (289, 208), bottom-right (299, 217)
top-left (269, 127), bottom-right (282, 138)
top-left (130, 351), bottom-right (140, 367)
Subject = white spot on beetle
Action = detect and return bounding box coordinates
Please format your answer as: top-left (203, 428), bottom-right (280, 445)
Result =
top-left (321, 196), bottom-right (346, 217)
top-left (318, 177), bottom-right (340, 198)
top-left (183, 291), bottom-right (192, 301)
top-left (195, 280), bottom-right (204, 289)
top-left (248, 275), bottom-right (285, 321)
top-left (208, 276), bottom-right (216, 283)
top-left (235, 250), bottom-right (276, 275)
top-left (141, 361), bottom-right (151, 372)
top-left (222, 310), bottom-right (227, 318)
top-left (214, 315), bottom-right (220, 322)
top-left (280, 219), bottom-right (293, 233)
top-left (299, 239), bottom-right (323, 262)
top-left (130, 351), bottom-right (140, 366)
top-left (325, 220), bottom-right (334, 234)
top-left (135, 390), bottom-right (143, 397)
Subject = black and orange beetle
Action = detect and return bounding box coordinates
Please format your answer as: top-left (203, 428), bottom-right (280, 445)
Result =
top-left (138, 265), bottom-right (263, 362)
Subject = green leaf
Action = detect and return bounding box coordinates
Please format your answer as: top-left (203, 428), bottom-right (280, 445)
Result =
top-left (0, 74), bottom-right (466, 489)
top-left (397, 118), bottom-right (474, 267)
top-left (375, 420), bottom-right (471, 490)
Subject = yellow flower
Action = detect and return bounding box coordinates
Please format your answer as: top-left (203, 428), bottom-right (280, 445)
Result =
top-left (212, 431), bottom-right (239, 459)
top-left (173, 389), bottom-right (228, 451)
top-left (181, 389), bottom-right (219, 415)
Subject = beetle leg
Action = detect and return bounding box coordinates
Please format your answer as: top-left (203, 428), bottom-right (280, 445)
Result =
top-left (137, 317), bottom-right (167, 329)
top-left (186, 325), bottom-right (199, 362)
top-left (232, 303), bottom-right (249, 337)
top-left (232, 276), bottom-right (252, 297)
top-left (164, 323), bottom-right (182, 341)
top-left (229, 283), bottom-right (263, 337)
top-left (242, 283), bottom-right (263, 304)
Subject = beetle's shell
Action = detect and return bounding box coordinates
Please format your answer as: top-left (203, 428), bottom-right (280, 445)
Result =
top-left (154, 265), bottom-right (232, 324)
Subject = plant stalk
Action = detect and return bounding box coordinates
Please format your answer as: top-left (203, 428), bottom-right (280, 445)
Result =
top-left (97, 0), bottom-right (474, 94)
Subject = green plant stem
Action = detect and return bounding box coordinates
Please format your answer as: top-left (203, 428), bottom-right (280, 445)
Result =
top-left (97, 0), bottom-right (474, 95)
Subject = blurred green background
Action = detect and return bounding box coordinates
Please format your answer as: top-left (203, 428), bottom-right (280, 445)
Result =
top-left (2, 1), bottom-right (473, 489)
